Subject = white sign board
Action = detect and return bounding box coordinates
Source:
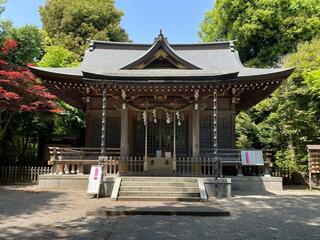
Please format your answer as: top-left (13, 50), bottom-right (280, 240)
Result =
top-left (87, 165), bottom-right (102, 195)
top-left (241, 151), bottom-right (264, 166)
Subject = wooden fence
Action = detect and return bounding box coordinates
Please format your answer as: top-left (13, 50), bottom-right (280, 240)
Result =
top-left (0, 166), bottom-right (52, 184)
top-left (271, 167), bottom-right (294, 184)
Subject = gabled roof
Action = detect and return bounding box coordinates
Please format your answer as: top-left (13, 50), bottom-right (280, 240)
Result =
top-left (30, 32), bottom-right (293, 83)
top-left (122, 31), bottom-right (201, 70)
top-left (29, 31), bottom-right (294, 109)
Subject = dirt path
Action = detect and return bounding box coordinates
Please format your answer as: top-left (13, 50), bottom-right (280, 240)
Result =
top-left (0, 185), bottom-right (319, 240)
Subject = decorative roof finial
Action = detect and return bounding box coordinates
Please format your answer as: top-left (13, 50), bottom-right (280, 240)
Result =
top-left (155, 29), bottom-right (166, 42)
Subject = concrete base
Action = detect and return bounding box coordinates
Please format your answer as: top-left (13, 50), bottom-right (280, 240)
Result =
top-left (38, 175), bottom-right (282, 198)
top-left (38, 175), bottom-right (116, 197)
top-left (38, 174), bottom-right (89, 190)
top-left (86, 206), bottom-right (230, 217)
top-left (203, 178), bottom-right (232, 198)
top-left (230, 176), bottom-right (283, 192)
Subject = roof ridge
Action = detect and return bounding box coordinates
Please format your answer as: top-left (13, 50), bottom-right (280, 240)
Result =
top-left (89, 40), bottom-right (234, 51)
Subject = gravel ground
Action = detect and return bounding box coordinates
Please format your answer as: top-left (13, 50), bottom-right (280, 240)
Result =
top-left (0, 185), bottom-right (319, 240)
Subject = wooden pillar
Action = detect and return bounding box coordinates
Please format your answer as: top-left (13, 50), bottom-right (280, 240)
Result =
top-left (192, 109), bottom-right (200, 157)
top-left (192, 89), bottom-right (200, 157)
top-left (85, 87), bottom-right (91, 147)
top-left (100, 87), bottom-right (107, 156)
top-left (231, 88), bottom-right (237, 148)
top-left (120, 105), bottom-right (129, 157)
top-left (120, 89), bottom-right (129, 157)
top-left (173, 108), bottom-right (177, 172)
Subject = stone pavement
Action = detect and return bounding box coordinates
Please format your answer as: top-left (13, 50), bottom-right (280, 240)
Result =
top-left (0, 185), bottom-right (319, 240)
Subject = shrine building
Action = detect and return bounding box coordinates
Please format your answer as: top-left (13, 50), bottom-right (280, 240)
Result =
top-left (30, 32), bottom-right (293, 199)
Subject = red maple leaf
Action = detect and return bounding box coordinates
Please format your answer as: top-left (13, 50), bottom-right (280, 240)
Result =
top-left (0, 38), bottom-right (61, 114)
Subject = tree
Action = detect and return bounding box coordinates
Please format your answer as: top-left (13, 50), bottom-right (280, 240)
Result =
top-left (0, 0), bottom-right (12, 41)
top-left (37, 45), bottom-right (84, 138)
top-left (0, 39), bottom-right (60, 136)
top-left (239, 39), bottom-right (320, 171)
top-left (199, 0), bottom-right (320, 66)
top-left (39, 0), bottom-right (129, 58)
top-left (38, 46), bottom-right (79, 67)
top-left (5, 25), bottom-right (44, 65)
top-left (0, 38), bottom-right (60, 165)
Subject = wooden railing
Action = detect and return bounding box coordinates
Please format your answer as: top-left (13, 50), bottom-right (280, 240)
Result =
top-left (48, 147), bottom-right (273, 176)
top-left (200, 149), bottom-right (273, 163)
top-left (175, 157), bottom-right (221, 177)
top-left (49, 147), bottom-right (120, 162)
top-left (48, 147), bottom-right (120, 174)
top-left (99, 156), bottom-right (144, 175)
top-left (0, 166), bottom-right (52, 184)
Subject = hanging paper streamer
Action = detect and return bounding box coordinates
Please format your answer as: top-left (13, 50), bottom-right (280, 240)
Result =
top-left (152, 109), bottom-right (157, 123)
top-left (166, 111), bottom-right (171, 124)
top-left (176, 111), bottom-right (181, 126)
top-left (143, 111), bottom-right (147, 126)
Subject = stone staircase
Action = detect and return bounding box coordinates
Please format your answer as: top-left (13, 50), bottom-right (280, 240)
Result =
top-left (117, 177), bottom-right (201, 201)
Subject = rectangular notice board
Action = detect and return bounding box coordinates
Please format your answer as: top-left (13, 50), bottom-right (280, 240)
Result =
top-left (241, 151), bottom-right (264, 166)
top-left (87, 165), bottom-right (102, 195)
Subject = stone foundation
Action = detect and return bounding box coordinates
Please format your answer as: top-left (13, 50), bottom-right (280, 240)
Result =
top-left (38, 175), bottom-right (283, 198)
top-left (38, 174), bottom-right (89, 190)
top-left (203, 178), bottom-right (232, 198)
top-left (230, 176), bottom-right (282, 192)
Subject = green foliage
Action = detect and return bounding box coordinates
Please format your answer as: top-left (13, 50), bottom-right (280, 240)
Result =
top-left (199, 0), bottom-right (320, 66)
top-left (39, 0), bottom-right (129, 58)
top-left (200, 1), bottom-right (320, 173)
top-left (237, 39), bottom-right (320, 170)
top-left (236, 112), bottom-right (259, 149)
top-left (6, 25), bottom-right (44, 65)
top-left (38, 46), bottom-right (79, 67)
top-left (37, 46), bottom-right (84, 138)
top-left (305, 69), bottom-right (320, 96)
top-left (53, 101), bottom-right (85, 136)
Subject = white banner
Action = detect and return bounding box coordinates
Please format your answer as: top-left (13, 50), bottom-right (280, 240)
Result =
top-left (87, 165), bottom-right (102, 195)
top-left (241, 151), bottom-right (264, 166)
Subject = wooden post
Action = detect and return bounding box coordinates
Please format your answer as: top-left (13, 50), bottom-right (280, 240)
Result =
top-left (308, 146), bottom-right (312, 190)
top-left (192, 90), bottom-right (200, 157)
top-left (120, 106), bottom-right (129, 157)
top-left (173, 107), bottom-right (177, 172)
top-left (231, 88), bottom-right (237, 148)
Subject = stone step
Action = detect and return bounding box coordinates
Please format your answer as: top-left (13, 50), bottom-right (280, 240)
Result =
top-left (119, 191), bottom-right (200, 197)
top-left (121, 177), bottom-right (198, 182)
top-left (120, 181), bottom-right (198, 187)
top-left (120, 186), bottom-right (200, 192)
top-left (117, 196), bottom-right (201, 202)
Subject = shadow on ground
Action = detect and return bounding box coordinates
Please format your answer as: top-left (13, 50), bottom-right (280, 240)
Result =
top-left (0, 186), bottom-right (66, 218)
top-left (0, 187), bottom-right (319, 240)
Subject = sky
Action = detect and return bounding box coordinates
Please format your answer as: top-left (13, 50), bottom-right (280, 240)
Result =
top-left (2, 0), bottom-right (214, 43)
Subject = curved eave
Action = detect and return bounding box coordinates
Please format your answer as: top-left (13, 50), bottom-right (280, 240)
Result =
top-left (238, 67), bottom-right (295, 82)
top-left (29, 66), bottom-right (85, 110)
top-left (82, 71), bottom-right (239, 84)
top-left (236, 68), bottom-right (294, 110)
top-left (29, 66), bottom-right (83, 82)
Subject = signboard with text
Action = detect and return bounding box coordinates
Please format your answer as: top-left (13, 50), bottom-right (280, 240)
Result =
top-left (241, 151), bottom-right (264, 166)
top-left (87, 165), bottom-right (102, 195)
